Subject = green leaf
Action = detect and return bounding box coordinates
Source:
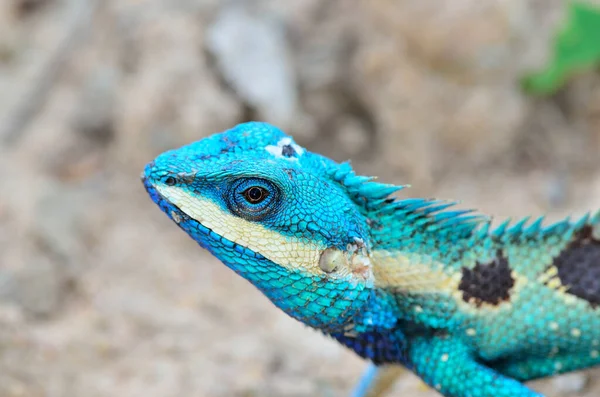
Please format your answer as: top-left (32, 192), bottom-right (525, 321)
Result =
top-left (521, 2), bottom-right (600, 96)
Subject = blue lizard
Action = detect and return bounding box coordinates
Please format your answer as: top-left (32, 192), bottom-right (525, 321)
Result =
top-left (142, 122), bottom-right (600, 397)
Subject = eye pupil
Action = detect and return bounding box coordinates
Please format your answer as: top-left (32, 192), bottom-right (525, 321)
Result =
top-left (231, 179), bottom-right (277, 220)
top-left (165, 176), bottom-right (177, 186)
top-left (244, 186), bottom-right (267, 203)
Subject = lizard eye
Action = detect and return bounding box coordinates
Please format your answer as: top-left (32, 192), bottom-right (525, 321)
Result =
top-left (243, 186), bottom-right (269, 204)
top-left (229, 178), bottom-right (279, 220)
top-left (164, 176), bottom-right (177, 186)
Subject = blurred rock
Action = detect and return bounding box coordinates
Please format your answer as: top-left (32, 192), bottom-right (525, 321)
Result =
top-left (33, 181), bottom-right (96, 268)
top-left (13, 0), bottom-right (54, 18)
top-left (0, 270), bottom-right (17, 304)
top-left (14, 256), bottom-right (65, 319)
top-left (0, 180), bottom-right (101, 319)
top-left (335, 117), bottom-right (370, 157)
top-left (0, 5), bottom-right (19, 65)
top-left (113, 3), bottom-right (242, 165)
top-left (206, 2), bottom-right (298, 130)
top-left (71, 67), bottom-right (117, 146)
top-left (351, 1), bottom-right (533, 182)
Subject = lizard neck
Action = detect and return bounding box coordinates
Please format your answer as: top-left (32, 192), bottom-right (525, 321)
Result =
top-left (366, 212), bottom-right (478, 330)
top-left (365, 198), bottom-right (482, 292)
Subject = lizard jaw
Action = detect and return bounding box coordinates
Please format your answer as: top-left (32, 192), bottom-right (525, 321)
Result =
top-left (143, 174), bottom-right (374, 288)
top-left (154, 183), bottom-right (327, 275)
top-left (143, 176), bottom-right (374, 333)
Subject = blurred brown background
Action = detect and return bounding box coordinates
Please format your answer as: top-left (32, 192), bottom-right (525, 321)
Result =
top-left (0, 0), bottom-right (599, 396)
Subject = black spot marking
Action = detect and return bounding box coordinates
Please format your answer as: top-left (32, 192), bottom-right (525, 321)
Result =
top-left (281, 144), bottom-right (296, 157)
top-left (459, 251), bottom-right (515, 307)
top-left (552, 226), bottom-right (600, 308)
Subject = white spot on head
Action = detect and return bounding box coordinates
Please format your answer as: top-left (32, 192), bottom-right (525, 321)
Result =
top-left (571, 328), bottom-right (581, 338)
top-left (414, 305), bottom-right (423, 313)
top-left (549, 322), bottom-right (559, 331)
top-left (265, 137), bottom-right (304, 160)
top-left (593, 339), bottom-right (599, 346)
top-left (440, 353), bottom-right (449, 362)
top-left (466, 328), bottom-right (476, 337)
top-left (591, 350), bottom-right (599, 359)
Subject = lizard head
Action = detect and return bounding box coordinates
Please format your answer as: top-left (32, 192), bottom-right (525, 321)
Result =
top-left (142, 122), bottom-right (377, 332)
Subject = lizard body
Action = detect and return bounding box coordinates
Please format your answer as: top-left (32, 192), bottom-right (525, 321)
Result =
top-left (142, 122), bottom-right (600, 397)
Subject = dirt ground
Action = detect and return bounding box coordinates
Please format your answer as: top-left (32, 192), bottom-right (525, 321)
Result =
top-left (0, 1), bottom-right (599, 396)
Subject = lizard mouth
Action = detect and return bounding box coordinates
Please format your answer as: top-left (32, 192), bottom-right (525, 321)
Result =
top-left (142, 174), bottom-right (264, 259)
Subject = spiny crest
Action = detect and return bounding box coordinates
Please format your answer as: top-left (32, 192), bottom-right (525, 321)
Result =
top-left (326, 160), bottom-right (600, 241)
top-left (327, 161), bottom-right (406, 210)
top-left (327, 162), bottom-right (406, 208)
top-left (382, 198), bottom-right (488, 238)
top-left (327, 162), bottom-right (487, 238)
top-left (488, 210), bottom-right (600, 241)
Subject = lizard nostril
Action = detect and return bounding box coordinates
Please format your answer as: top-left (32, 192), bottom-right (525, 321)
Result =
top-left (142, 161), bottom-right (156, 182)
